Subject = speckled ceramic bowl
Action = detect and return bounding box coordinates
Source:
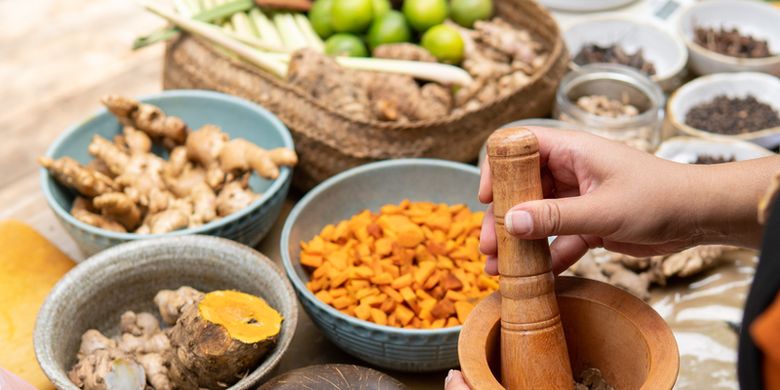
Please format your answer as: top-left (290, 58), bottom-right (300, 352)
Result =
top-left (34, 235), bottom-right (298, 390)
top-left (280, 159), bottom-right (482, 372)
top-left (41, 90), bottom-right (293, 257)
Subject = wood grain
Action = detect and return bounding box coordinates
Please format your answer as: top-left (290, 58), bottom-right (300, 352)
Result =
top-left (486, 128), bottom-right (573, 389)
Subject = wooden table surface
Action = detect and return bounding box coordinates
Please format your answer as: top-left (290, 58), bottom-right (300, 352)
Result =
top-left (0, 1), bottom-right (753, 389)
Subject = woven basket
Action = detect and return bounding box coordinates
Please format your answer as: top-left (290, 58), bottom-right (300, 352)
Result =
top-left (163, 0), bottom-right (568, 190)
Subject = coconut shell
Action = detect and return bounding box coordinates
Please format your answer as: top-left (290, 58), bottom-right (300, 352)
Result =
top-left (258, 364), bottom-right (406, 390)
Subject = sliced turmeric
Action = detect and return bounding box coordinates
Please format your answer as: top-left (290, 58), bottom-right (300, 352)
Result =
top-left (301, 200), bottom-right (496, 329)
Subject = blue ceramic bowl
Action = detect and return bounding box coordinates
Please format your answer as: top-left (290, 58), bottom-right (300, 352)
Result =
top-left (280, 159), bottom-right (482, 372)
top-left (41, 90), bottom-right (293, 257)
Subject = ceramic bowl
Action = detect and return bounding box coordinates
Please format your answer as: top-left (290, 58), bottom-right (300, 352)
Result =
top-left (655, 136), bottom-right (774, 163)
top-left (34, 235), bottom-right (298, 390)
top-left (539, 0), bottom-right (636, 12)
top-left (677, 0), bottom-right (780, 76)
top-left (565, 17), bottom-right (688, 92)
top-left (667, 72), bottom-right (780, 148)
top-left (280, 159), bottom-right (481, 372)
top-left (40, 90), bottom-right (294, 257)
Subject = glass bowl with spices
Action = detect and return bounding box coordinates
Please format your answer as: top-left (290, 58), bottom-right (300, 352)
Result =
top-left (677, 0), bottom-right (780, 76)
top-left (564, 17), bottom-right (687, 92)
top-left (667, 72), bottom-right (780, 149)
top-left (554, 64), bottom-right (664, 153)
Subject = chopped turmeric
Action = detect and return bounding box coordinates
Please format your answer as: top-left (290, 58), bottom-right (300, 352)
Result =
top-left (301, 201), bottom-right (496, 329)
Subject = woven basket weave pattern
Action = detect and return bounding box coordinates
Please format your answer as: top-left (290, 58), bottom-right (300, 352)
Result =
top-left (163, 0), bottom-right (568, 189)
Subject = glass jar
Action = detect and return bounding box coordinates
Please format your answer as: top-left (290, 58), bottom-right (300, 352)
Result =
top-left (479, 119), bottom-right (571, 167)
top-left (554, 64), bottom-right (665, 152)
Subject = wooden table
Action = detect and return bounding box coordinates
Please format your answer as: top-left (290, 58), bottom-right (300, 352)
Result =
top-left (0, 1), bottom-right (753, 388)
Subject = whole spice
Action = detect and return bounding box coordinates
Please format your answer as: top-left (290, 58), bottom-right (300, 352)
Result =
top-left (685, 95), bottom-right (780, 135)
top-left (300, 200), bottom-right (495, 329)
top-left (693, 26), bottom-right (772, 59)
top-left (575, 94), bottom-right (640, 118)
top-left (694, 154), bottom-right (735, 165)
top-left (575, 368), bottom-right (614, 390)
top-left (39, 96), bottom-right (298, 234)
top-left (259, 364), bottom-right (406, 390)
top-left (68, 287), bottom-right (283, 390)
top-left (573, 44), bottom-right (656, 76)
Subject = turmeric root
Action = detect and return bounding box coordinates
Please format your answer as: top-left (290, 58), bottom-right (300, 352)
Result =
top-left (102, 95), bottom-right (187, 147)
top-left (165, 290), bottom-right (283, 389)
top-left (373, 43), bottom-right (437, 62)
top-left (93, 192), bottom-right (142, 231)
top-left (38, 156), bottom-right (114, 197)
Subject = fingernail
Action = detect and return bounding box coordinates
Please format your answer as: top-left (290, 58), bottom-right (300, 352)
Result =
top-left (505, 211), bottom-right (533, 234)
top-left (445, 370), bottom-right (454, 386)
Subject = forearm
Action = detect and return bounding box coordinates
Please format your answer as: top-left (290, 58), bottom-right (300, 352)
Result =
top-left (686, 156), bottom-right (780, 249)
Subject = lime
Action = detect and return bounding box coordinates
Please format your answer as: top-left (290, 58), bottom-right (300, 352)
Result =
top-left (366, 11), bottom-right (412, 50)
top-left (402, 0), bottom-right (449, 32)
top-left (372, 0), bottom-right (392, 18)
top-left (450, 0), bottom-right (492, 28)
top-left (309, 0), bottom-right (335, 39)
top-left (421, 24), bottom-right (464, 64)
top-left (331, 0), bottom-right (374, 33)
top-left (325, 33), bottom-right (369, 57)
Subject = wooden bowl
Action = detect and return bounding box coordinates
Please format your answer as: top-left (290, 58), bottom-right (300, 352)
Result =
top-left (458, 276), bottom-right (679, 389)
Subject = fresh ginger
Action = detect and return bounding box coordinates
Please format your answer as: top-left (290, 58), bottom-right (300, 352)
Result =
top-left (40, 95), bottom-right (298, 234)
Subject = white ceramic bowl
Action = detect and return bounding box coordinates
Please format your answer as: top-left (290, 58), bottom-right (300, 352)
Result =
top-left (539, 0), bottom-right (636, 12)
top-left (565, 17), bottom-right (688, 92)
top-left (677, 0), bottom-right (780, 76)
top-left (655, 136), bottom-right (774, 164)
top-left (667, 72), bottom-right (780, 148)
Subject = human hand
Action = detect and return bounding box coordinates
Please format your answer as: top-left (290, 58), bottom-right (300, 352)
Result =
top-left (479, 127), bottom-right (725, 275)
top-left (444, 370), bottom-right (471, 390)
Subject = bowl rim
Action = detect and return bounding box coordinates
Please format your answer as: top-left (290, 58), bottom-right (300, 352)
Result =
top-left (40, 89), bottom-right (294, 240)
top-left (666, 72), bottom-right (780, 141)
top-left (280, 158), bottom-right (480, 336)
top-left (677, 0), bottom-right (780, 66)
top-left (34, 234), bottom-right (299, 390)
top-left (564, 15), bottom-right (688, 81)
top-left (655, 135), bottom-right (775, 161)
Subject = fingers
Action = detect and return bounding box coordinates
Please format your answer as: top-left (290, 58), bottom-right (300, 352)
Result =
top-left (444, 370), bottom-right (472, 390)
top-left (484, 255), bottom-right (498, 275)
top-left (549, 235), bottom-right (603, 274)
top-left (479, 204), bottom-right (497, 256)
top-left (478, 157), bottom-right (492, 204)
top-left (504, 195), bottom-right (610, 239)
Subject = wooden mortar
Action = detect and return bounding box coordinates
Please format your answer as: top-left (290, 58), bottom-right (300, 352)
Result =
top-left (458, 128), bottom-right (679, 389)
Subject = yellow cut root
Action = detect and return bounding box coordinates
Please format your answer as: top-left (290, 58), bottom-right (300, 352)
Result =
top-left (198, 290), bottom-right (283, 344)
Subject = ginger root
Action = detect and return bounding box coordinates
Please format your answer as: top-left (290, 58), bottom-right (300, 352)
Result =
top-left (40, 95), bottom-right (297, 234)
top-left (102, 95), bottom-right (187, 148)
top-left (154, 286), bottom-right (205, 325)
top-left (38, 156), bottom-right (114, 197)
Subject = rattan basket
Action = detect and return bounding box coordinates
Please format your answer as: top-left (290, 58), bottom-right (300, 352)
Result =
top-left (163, 0), bottom-right (568, 190)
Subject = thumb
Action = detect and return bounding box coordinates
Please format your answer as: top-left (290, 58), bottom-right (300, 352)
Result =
top-left (444, 370), bottom-right (472, 390)
top-left (503, 195), bottom-right (608, 239)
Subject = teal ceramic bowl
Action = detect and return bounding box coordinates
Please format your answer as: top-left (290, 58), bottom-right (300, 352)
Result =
top-left (41, 90), bottom-right (293, 257)
top-left (280, 159), bottom-right (482, 372)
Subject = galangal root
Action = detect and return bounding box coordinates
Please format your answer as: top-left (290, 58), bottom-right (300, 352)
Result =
top-left (569, 245), bottom-right (734, 300)
top-left (69, 287), bottom-right (283, 390)
top-left (39, 95), bottom-right (297, 234)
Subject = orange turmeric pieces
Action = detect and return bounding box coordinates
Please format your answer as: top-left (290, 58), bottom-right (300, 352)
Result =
top-left (300, 200), bottom-right (497, 329)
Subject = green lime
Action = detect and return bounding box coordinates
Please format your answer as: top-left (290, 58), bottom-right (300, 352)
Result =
top-left (309, 0), bottom-right (335, 39)
top-left (450, 0), bottom-right (492, 27)
top-left (421, 24), bottom-right (464, 64)
top-left (402, 0), bottom-right (449, 32)
top-left (366, 11), bottom-right (412, 50)
top-left (331, 0), bottom-right (374, 33)
top-left (325, 33), bottom-right (369, 57)
top-left (372, 0), bottom-right (392, 17)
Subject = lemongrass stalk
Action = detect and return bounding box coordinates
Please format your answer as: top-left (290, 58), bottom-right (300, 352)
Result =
top-left (220, 26), bottom-right (288, 52)
top-left (274, 13), bottom-right (307, 50)
top-left (231, 11), bottom-right (257, 38)
top-left (249, 8), bottom-right (283, 48)
top-left (335, 57), bottom-right (473, 86)
top-left (293, 13), bottom-right (324, 52)
top-left (173, 0), bottom-right (193, 16)
top-left (139, 0), bottom-right (288, 78)
top-left (133, 0), bottom-right (253, 49)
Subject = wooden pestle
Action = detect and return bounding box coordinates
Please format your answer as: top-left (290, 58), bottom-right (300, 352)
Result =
top-left (487, 127), bottom-right (573, 389)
